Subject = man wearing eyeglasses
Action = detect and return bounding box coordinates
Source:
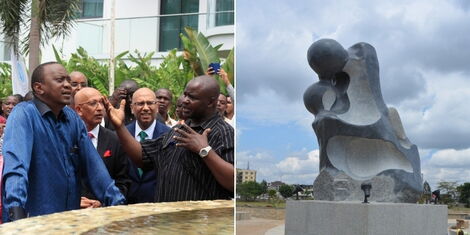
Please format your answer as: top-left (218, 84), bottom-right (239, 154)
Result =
top-left (104, 75), bottom-right (233, 202)
top-left (2, 62), bottom-right (125, 222)
top-left (126, 88), bottom-right (169, 204)
top-left (74, 87), bottom-right (131, 208)
top-left (68, 71), bottom-right (88, 110)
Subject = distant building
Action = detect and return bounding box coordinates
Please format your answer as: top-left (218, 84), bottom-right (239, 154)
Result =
top-left (236, 168), bottom-right (256, 183)
top-left (268, 181), bottom-right (284, 191)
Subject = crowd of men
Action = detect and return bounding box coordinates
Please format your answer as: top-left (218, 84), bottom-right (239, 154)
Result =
top-left (0, 62), bottom-right (234, 222)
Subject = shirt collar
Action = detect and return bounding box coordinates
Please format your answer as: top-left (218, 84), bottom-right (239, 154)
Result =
top-left (163, 114), bottom-right (221, 148)
top-left (90, 124), bottom-right (100, 139)
top-left (32, 96), bottom-right (67, 121)
top-left (186, 114), bottom-right (221, 130)
top-left (135, 119), bottom-right (156, 139)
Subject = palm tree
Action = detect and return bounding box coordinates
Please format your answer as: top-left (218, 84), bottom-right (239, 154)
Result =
top-left (0, 0), bottom-right (79, 74)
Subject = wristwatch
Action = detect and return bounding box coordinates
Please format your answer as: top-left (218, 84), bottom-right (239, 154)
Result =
top-left (199, 146), bottom-right (212, 158)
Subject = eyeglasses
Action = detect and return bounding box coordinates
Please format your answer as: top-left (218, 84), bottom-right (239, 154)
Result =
top-left (71, 82), bottom-right (87, 88)
top-left (132, 101), bottom-right (157, 107)
top-left (77, 100), bottom-right (102, 108)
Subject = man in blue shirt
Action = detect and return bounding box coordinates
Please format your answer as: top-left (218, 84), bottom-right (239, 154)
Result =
top-left (2, 62), bottom-right (125, 222)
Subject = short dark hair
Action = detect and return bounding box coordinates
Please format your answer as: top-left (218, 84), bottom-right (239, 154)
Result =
top-left (155, 88), bottom-right (173, 101)
top-left (12, 94), bottom-right (23, 102)
top-left (31, 62), bottom-right (60, 91)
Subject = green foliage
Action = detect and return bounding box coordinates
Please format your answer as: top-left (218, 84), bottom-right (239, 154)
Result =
top-left (0, 63), bottom-right (12, 99)
top-left (260, 180), bottom-right (268, 195)
top-left (55, 46), bottom-right (111, 95)
top-left (237, 181), bottom-right (264, 201)
top-left (457, 182), bottom-right (470, 207)
top-left (267, 189), bottom-right (282, 208)
top-left (279, 184), bottom-right (294, 199)
top-left (181, 27), bottom-right (234, 95)
top-left (183, 26), bottom-right (220, 74)
top-left (438, 181), bottom-right (459, 205)
top-left (127, 49), bottom-right (194, 116)
top-left (222, 48), bottom-right (234, 84)
top-left (52, 27), bottom-right (232, 115)
top-left (0, 0), bottom-right (80, 75)
top-left (268, 189), bottom-right (277, 198)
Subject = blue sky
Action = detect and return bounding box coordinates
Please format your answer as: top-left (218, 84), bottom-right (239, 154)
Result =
top-left (236, 0), bottom-right (470, 189)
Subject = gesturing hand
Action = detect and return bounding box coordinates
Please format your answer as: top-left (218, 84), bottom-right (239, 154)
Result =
top-left (173, 124), bottom-right (211, 154)
top-left (102, 96), bottom-right (126, 128)
top-left (218, 68), bottom-right (231, 86)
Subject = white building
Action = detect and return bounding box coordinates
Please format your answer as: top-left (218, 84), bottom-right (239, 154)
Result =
top-left (236, 168), bottom-right (257, 183)
top-left (0, 0), bottom-right (234, 64)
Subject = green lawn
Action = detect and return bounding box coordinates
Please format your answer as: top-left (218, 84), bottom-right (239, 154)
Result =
top-left (236, 200), bottom-right (286, 209)
top-left (236, 201), bottom-right (470, 214)
top-left (449, 207), bottom-right (470, 213)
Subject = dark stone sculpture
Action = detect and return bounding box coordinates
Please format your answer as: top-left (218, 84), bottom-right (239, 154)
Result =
top-left (304, 39), bottom-right (423, 203)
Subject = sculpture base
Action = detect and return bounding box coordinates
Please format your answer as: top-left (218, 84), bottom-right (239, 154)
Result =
top-left (285, 200), bottom-right (447, 235)
top-left (313, 167), bottom-right (422, 203)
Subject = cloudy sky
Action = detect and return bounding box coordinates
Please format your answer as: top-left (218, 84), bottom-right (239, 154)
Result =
top-left (236, 0), bottom-right (470, 189)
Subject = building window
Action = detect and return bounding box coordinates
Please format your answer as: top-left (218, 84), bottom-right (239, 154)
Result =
top-left (215, 0), bottom-right (234, 26)
top-left (0, 41), bottom-right (11, 61)
top-left (79, 0), bottom-right (103, 19)
top-left (159, 0), bottom-right (199, 52)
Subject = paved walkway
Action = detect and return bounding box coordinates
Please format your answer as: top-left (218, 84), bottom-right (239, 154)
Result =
top-left (265, 224), bottom-right (285, 235)
top-left (237, 218), bottom-right (463, 235)
top-left (236, 218), bottom-right (284, 235)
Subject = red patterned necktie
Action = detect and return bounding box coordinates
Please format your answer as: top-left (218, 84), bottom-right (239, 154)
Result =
top-left (88, 132), bottom-right (95, 139)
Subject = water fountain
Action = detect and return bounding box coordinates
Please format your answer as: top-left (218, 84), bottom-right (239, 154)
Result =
top-left (0, 200), bottom-right (233, 234)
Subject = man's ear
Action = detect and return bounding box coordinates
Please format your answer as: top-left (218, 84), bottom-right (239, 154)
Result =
top-left (32, 82), bottom-right (44, 95)
top-left (207, 96), bottom-right (217, 108)
top-left (75, 105), bottom-right (83, 117)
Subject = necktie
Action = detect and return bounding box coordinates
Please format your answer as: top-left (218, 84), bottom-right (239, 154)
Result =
top-left (88, 132), bottom-right (95, 139)
top-left (137, 131), bottom-right (148, 177)
top-left (138, 131), bottom-right (148, 142)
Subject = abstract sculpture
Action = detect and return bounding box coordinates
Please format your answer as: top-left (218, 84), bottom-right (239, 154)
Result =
top-left (304, 39), bottom-right (422, 203)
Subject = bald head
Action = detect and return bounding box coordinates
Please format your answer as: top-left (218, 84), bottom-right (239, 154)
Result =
top-left (188, 75), bottom-right (220, 99)
top-left (74, 87), bottom-right (101, 106)
top-left (74, 87), bottom-right (104, 131)
top-left (181, 75), bottom-right (221, 125)
top-left (132, 88), bottom-right (156, 103)
top-left (132, 88), bottom-right (158, 130)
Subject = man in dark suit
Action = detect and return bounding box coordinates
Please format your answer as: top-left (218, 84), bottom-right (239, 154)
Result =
top-left (126, 88), bottom-right (170, 203)
top-left (74, 87), bottom-right (131, 208)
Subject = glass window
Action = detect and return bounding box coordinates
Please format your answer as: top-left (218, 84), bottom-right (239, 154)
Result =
top-left (159, 0), bottom-right (199, 52)
top-left (79, 0), bottom-right (104, 19)
top-left (215, 0), bottom-right (234, 26)
top-left (0, 41), bottom-right (11, 61)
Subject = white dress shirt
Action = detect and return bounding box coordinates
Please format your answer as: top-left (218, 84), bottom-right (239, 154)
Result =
top-left (134, 119), bottom-right (156, 141)
top-left (88, 125), bottom-right (100, 149)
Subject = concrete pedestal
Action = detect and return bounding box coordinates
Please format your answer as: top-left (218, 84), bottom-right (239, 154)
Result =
top-left (285, 200), bottom-right (447, 235)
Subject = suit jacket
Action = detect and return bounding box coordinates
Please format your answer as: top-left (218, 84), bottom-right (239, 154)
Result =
top-left (82, 126), bottom-right (131, 200)
top-left (126, 120), bottom-right (170, 204)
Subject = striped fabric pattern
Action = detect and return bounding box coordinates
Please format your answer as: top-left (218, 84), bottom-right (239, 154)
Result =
top-left (141, 114), bottom-right (234, 202)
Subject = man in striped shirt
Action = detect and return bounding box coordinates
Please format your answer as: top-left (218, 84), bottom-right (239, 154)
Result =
top-left (104, 75), bottom-right (234, 202)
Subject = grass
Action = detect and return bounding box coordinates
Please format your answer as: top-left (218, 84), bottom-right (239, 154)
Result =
top-left (236, 200), bottom-right (286, 209)
top-left (448, 207), bottom-right (470, 213)
top-left (237, 201), bottom-right (470, 214)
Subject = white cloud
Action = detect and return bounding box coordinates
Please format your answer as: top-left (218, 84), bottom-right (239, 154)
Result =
top-left (237, 149), bottom-right (319, 184)
top-left (421, 148), bottom-right (470, 189)
top-left (427, 148), bottom-right (470, 168)
top-left (237, 0), bottom-right (470, 186)
top-left (238, 146), bottom-right (470, 192)
top-left (276, 150), bottom-right (320, 175)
